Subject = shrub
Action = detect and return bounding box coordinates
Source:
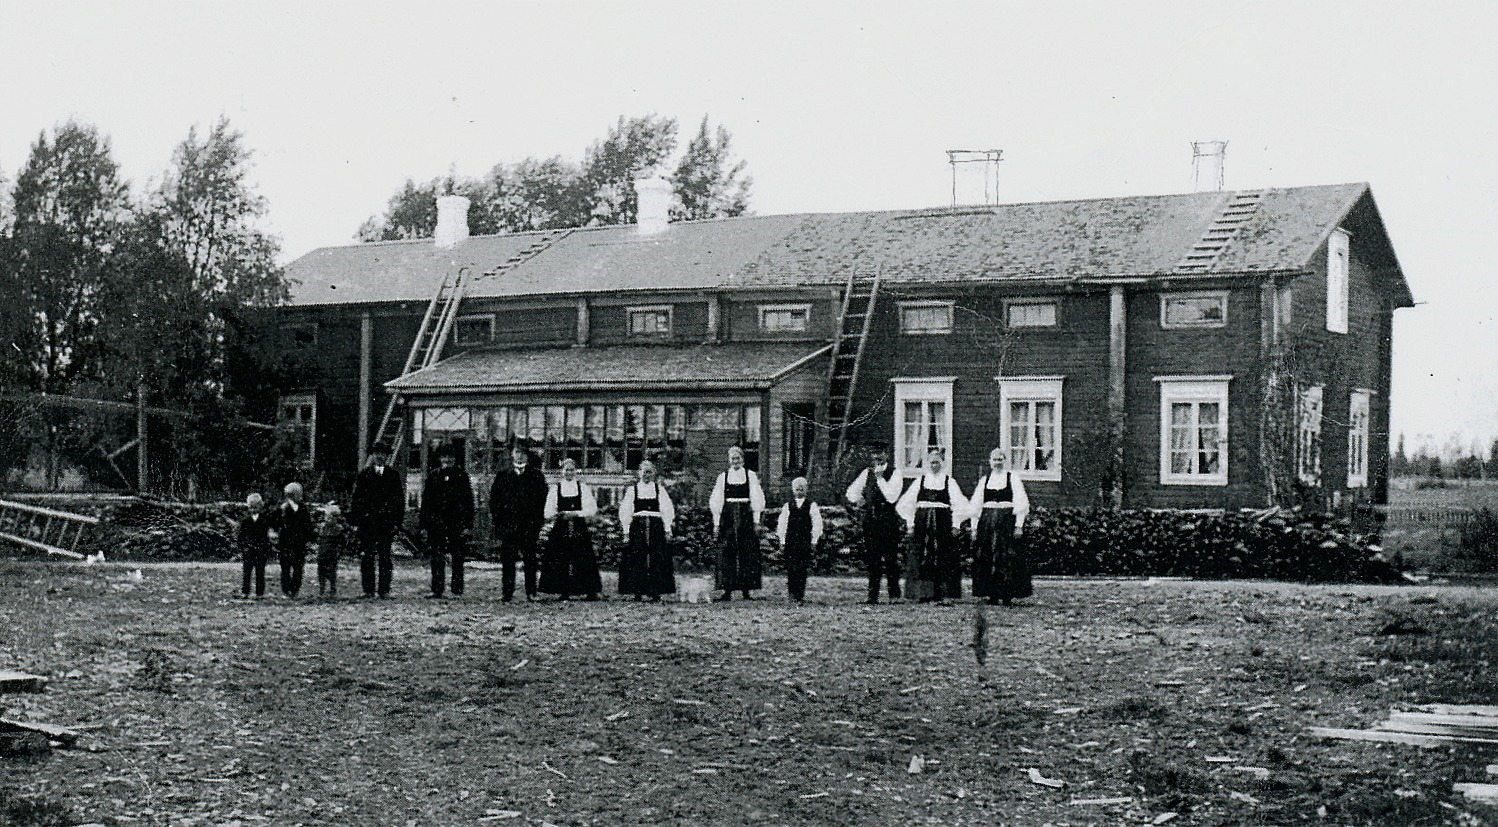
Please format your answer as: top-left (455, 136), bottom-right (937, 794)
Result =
top-left (1457, 507), bottom-right (1498, 572)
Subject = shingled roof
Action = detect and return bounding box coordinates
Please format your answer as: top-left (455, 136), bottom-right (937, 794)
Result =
top-left (286, 183), bottom-right (1407, 306)
top-left (385, 342), bottom-right (832, 394)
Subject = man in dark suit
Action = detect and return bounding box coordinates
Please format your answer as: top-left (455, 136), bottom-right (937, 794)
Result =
top-left (350, 440), bottom-right (406, 598)
top-left (271, 482), bottom-right (314, 598)
top-left (419, 443), bottom-right (474, 598)
top-left (487, 441), bottom-right (548, 601)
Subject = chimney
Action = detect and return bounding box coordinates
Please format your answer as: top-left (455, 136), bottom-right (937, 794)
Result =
top-left (434, 194), bottom-right (470, 249)
top-left (634, 176), bottom-right (671, 236)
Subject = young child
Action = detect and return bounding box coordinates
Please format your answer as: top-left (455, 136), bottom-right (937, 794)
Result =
top-left (316, 504), bottom-right (350, 598)
top-left (271, 482), bottom-right (314, 598)
top-left (236, 493), bottom-right (271, 599)
top-left (775, 477), bottom-right (823, 602)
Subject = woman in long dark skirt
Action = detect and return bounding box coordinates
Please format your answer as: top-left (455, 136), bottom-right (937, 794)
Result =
top-left (617, 461), bottom-right (677, 601)
top-left (540, 459), bottom-right (602, 600)
top-left (967, 448), bottom-right (1032, 606)
top-left (895, 450), bottom-right (970, 604)
top-left (708, 446), bottom-right (766, 601)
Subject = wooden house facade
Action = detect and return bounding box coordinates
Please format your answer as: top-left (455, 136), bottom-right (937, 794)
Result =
top-left (274, 183), bottom-right (1412, 517)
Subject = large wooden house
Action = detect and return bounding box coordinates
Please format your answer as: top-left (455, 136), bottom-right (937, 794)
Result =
top-left (274, 182), bottom-right (1412, 516)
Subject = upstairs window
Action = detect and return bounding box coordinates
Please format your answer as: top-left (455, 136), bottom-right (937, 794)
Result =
top-left (454, 314), bottom-right (494, 347)
top-left (1157, 376), bottom-right (1230, 486)
top-left (627, 305), bottom-right (673, 338)
top-left (899, 301), bottom-right (953, 335)
top-left (758, 304), bottom-right (811, 334)
top-left (1347, 390), bottom-right (1371, 488)
top-left (1161, 291), bottom-right (1228, 329)
top-left (277, 393), bottom-right (317, 469)
top-left (1327, 228), bottom-right (1350, 334)
top-left (1296, 385), bottom-right (1324, 485)
top-left (1005, 299), bottom-right (1058, 329)
top-left (282, 322), bottom-right (318, 348)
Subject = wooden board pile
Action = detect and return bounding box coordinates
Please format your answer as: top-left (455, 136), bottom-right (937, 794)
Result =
top-left (1309, 705), bottom-right (1498, 806)
top-left (0, 669), bottom-right (81, 758)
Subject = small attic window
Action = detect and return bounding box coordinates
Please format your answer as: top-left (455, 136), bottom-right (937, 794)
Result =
top-left (1161, 292), bottom-right (1228, 329)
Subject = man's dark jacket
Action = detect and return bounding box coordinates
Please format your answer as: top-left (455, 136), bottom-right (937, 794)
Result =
top-left (487, 460), bottom-right (547, 538)
top-left (350, 464), bottom-right (405, 536)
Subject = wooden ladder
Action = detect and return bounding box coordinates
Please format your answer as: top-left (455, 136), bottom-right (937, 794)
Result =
top-left (0, 499), bottom-right (98, 559)
top-left (1175, 190), bottom-right (1266, 273)
top-left (816, 266), bottom-right (883, 483)
top-left (372, 228), bottom-right (574, 465)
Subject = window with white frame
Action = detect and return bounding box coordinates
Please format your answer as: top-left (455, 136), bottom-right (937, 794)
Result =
top-left (1157, 376), bottom-right (1230, 485)
top-left (454, 314), bottom-right (494, 347)
top-left (998, 376), bottom-right (1063, 480)
top-left (893, 378), bottom-right (954, 474)
top-left (1005, 299), bottom-right (1058, 329)
top-left (1161, 291), bottom-right (1229, 329)
top-left (1296, 385), bottom-right (1324, 485)
top-left (757, 304), bottom-right (810, 333)
top-left (277, 393), bottom-right (317, 469)
top-left (1327, 228), bottom-right (1350, 334)
top-left (1347, 390), bottom-right (1371, 488)
top-left (627, 305), bottom-right (673, 338)
top-left (899, 301), bottom-right (953, 335)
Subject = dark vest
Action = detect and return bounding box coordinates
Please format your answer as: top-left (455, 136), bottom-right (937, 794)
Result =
top-left (863, 467), bottom-right (899, 521)
top-left (982, 473), bottom-right (1014, 503)
top-left (556, 484), bottom-right (582, 513)
top-left (786, 499), bottom-right (813, 546)
top-left (916, 480), bottom-right (951, 505)
top-left (634, 483), bottom-right (660, 516)
top-left (723, 475), bottom-right (750, 501)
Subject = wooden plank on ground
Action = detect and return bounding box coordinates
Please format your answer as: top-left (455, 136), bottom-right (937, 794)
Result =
top-left (0, 670), bottom-right (46, 693)
top-left (1385, 712), bottom-right (1498, 735)
top-left (1378, 720), bottom-right (1498, 739)
top-left (1419, 704), bottom-right (1498, 718)
top-left (1453, 783), bottom-right (1498, 804)
top-left (1307, 727), bottom-right (1498, 748)
top-left (0, 718), bottom-right (79, 746)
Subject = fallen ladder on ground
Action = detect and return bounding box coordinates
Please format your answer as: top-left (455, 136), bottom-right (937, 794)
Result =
top-left (0, 498), bottom-right (98, 559)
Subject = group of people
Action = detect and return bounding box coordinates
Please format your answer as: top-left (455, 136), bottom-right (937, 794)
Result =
top-left (234, 439), bottom-right (1033, 607)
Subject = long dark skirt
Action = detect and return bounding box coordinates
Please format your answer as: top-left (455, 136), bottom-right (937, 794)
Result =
top-left (618, 516), bottom-right (675, 597)
top-left (715, 502), bottom-right (762, 592)
top-left (904, 507), bottom-right (958, 602)
top-left (539, 516), bottom-right (603, 597)
top-left (972, 508), bottom-right (1032, 603)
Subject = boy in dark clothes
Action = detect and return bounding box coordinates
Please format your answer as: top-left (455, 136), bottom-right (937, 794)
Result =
top-left (271, 482), bottom-right (314, 598)
top-left (236, 493), bottom-right (271, 599)
top-left (775, 477), bottom-right (823, 602)
top-left (316, 504), bottom-right (350, 598)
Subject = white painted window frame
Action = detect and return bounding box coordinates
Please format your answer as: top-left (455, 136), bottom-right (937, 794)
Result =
top-left (454, 313), bottom-right (495, 347)
top-left (278, 392), bottom-right (318, 470)
top-left (996, 375), bottom-right (1064, 481)
top-left (1156, 376), bottom-right (1231, 486)
top-left (1004, 298), bottom-right (1059, 329)
top-left (626, 304), bottom-right (673, 338)
top-left (1160, 290), bottom-right (1229, 330)
top-left (1297, 384), bottom-right (1324, 486)
top-left (1347, 389), bottom-right (1372, 489)
top-left (898, 300), bottom-right (954, 335)
top-left (892, 377), bottom-right (956, 476)
top-left (1327, 228), bottom-right (1350, 334)
top-left (757, 303), bottom-right (811, 334)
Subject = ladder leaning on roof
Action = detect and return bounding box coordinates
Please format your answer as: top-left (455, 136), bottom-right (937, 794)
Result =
top-left (371, 228), bottom-right (575, 465)
top-left (812, 264), bottom-right (884, 485)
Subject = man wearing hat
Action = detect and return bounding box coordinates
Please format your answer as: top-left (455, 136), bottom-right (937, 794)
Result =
top-left (487, 440), bottom-right (548, 601)
top-left (419, 442), bottom-right (475, 598)
top-left (350, 440), bottom-right (406, 598)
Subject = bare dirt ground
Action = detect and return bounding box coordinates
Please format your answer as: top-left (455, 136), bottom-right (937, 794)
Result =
top-left (2, 559), bottom-right (1495, 826)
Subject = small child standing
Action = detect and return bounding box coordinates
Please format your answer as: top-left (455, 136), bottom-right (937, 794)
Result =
top-left (775, 477), bottom-right (823, 602)
top-left (271, 482), bottom-right (314, 598)
top-left (316, 504), bottom-right (349, 598)
top-left (236, 493), bottom-right (271, 599)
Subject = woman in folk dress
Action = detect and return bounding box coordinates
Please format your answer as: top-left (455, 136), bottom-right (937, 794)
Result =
top-left (708, 446), bottom-right (766, 601)
top-left (895, 450), bottom-right (971, 604)
top-left (967, 448), bottom-right (1032, 605)
top-left (539, 459), bottom-right (602, 600)
top-left (617, 460), bottom-right (677, 601)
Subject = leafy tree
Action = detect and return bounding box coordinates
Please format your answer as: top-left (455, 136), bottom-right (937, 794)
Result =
top-left (495, 156), bottom-right (590, 231)
top-left (670, 115), bottom-right (752, 221)
top-left (1390, 432), bottom-right (1409, 477)
top-left (581, 114), bottom-right (678, 226)
top-left (3, 120), bottom-right (132, 392)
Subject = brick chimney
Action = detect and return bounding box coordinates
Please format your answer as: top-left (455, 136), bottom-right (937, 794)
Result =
top-left (434, 195), bottom-right (470, 249)
top-left (634, 176), bottom-right (671, 236)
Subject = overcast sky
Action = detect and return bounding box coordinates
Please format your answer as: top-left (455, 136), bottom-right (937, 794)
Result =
top-left (2, 0), bottom-right (1495, 454)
